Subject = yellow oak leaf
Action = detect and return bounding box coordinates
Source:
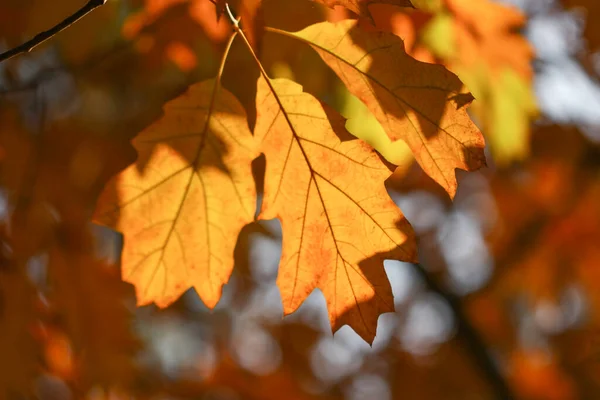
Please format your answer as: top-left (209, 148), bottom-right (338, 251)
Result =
top-left (268, 20), bottom-right (485, 198)
top-left (93, 79), bottom-right (258, 309)
top-left (255, 77), bottom-right (416, 343)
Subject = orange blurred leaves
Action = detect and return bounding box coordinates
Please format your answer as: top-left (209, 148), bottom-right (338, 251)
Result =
top-left (314, 0), bottom-right (413, 19)
top-left (123, 0), bottom-right (231, 70)
top-left (372, 0), bottom-right (537, 163)
top-left (443, 0), bottom-right (533, 79)
top-left (0, 106), bottom-right (140, 395)
top-left (47, 235), bottom-right (140, 390)
top-left (510, 350), bottom-right (577, 400)
top-left (204, 356), bottom-right (339, 400)
top-left (0, 260), bottom-right (41, 399)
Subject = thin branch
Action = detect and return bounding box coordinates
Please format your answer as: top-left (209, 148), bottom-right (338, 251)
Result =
top-left (0, 0), bottom-right (107, 64)
top-left (411, 262), bottom-right (516, 400)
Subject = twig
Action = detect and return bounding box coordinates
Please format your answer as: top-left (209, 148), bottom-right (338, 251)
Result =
top-left (0, 0), bottom-right (107, 64)
top-left (411, 262), bottom-right (516, 400)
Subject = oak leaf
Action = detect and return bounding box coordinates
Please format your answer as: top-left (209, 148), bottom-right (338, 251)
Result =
top-left (372, 0), bottom-right (536, 163)
top-left (93, 79), bottom-right (258, 309)
top-left (255, 77), bottom-right (416, 343)
top-left (270, 20), bottom-right (485, 198)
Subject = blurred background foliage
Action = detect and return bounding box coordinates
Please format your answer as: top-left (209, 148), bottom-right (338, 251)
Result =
top-left (1, 0), bottom-right (600, 399)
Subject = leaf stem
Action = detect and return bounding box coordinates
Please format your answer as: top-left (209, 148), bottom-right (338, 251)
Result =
top-left (216, 30), bottom-right (239, 88)
top-left (0, 0), bottom-right (108, 64)
top-left (225, 3), bottom-right (241, 28)
top-left (232, 9), bottom-right (321, 174)
top-left (232, 7), bottom-right (297, 140)
top-left (200, 30), bottom-right (238, 145)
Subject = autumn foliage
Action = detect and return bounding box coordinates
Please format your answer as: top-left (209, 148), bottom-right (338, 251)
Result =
top-left (1, 0), bottom-right (600, 399)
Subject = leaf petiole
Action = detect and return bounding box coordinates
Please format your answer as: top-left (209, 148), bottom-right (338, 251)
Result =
top-left (224, 3), bottom-right (241, 28)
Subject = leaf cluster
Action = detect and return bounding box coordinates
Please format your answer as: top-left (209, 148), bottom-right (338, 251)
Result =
top-left (93, 0), bottom-right (486, 343)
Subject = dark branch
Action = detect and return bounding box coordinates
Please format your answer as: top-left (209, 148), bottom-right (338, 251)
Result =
top-left (411, 262), bottom-right (516, 400)
top-left (0, 0), bottom-right (107, 64)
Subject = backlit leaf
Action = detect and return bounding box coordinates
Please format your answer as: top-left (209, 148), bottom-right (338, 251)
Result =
top-left (93, 79), bottom-right (258, 309)
top-left (271, 20), bottom-right (485, 198)
top-left (256, 77), bottom-right (416, 343)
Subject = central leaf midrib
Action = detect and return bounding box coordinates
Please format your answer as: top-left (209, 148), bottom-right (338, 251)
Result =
top-left (267, 85), bottom-right (394, 316)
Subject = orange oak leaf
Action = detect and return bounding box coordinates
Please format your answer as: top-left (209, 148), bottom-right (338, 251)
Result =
top-left (93, 79), bottom-right (258, 308)
top-left (313, 0), bottom-right (413, 19)
top-left (255, 77), bottom-right (417, 343)
top-left (269, 20), bottom-right (485, 198)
